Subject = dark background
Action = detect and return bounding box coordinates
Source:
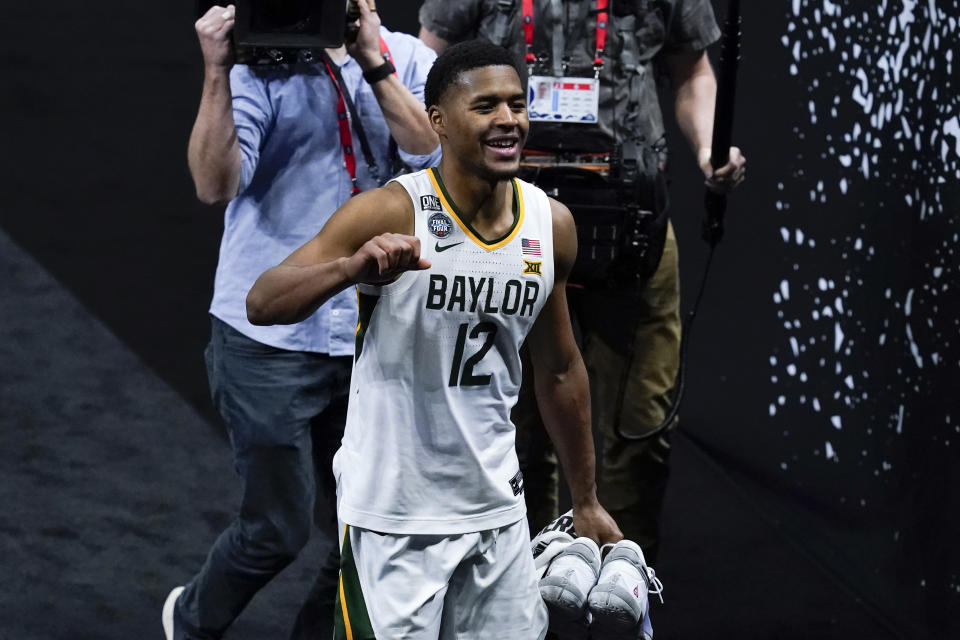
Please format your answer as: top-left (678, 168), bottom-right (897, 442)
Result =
top-left (1, 0), bottom-right (957, 638)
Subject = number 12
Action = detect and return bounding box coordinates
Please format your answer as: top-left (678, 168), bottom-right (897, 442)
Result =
top-left (449, 322), bottom-right (497, 387)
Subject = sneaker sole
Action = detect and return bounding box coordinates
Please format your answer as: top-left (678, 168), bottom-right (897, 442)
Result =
top-left (162, 586), bottom-right (184, 640)
top-left (588, 583), bottom-right (644, 636)
top-left (539, 576), bottom-right (590, 621)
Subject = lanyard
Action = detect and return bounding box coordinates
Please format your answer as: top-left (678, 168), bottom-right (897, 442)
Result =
top-left (322, 56), bottom-right (361, 195)
top-left (521, 0), bottom-right (609, 75)
top-left (378, 36), bottom-right (394, 67)
top-left (322, 38), bottom-right (395, 196)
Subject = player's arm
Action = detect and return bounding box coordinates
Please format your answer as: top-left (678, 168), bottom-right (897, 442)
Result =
top-left (348, 0), bottom-right (438, 155)
top-left (246, 182), bottom-right (428, 325)
top-left (526, 198), bottom-right (623, 546)
top-left (664, 49), bottom-right (745, 192)
top-left (188, 4), bottom-right (243, 204)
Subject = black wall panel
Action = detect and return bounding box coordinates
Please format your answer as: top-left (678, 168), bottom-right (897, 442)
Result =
top-left (666, 1), bottom-right (960, 636)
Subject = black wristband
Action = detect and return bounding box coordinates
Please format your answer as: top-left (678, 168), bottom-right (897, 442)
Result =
top-left (363, 60), bottom-right (395, 84)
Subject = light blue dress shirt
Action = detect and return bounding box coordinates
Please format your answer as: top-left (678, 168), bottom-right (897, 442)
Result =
top-left (209, 28), bottom-right (442, 355)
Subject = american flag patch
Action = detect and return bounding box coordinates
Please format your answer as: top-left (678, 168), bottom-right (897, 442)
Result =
top-left (521, 238), bottom-right (541, 256)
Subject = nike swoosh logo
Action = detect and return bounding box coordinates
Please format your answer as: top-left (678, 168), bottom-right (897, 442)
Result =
top-left (435, 241), bottom-right (464, 252)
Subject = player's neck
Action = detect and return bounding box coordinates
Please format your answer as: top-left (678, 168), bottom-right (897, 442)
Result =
top-left (435, 164), bottom-right (515, 235)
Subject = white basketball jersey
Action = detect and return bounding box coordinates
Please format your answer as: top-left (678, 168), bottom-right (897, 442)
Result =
top-left (333, 168), bottom-right (556, 535)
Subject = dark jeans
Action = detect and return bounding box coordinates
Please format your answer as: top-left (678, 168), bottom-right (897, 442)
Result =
top-left (176, 317), bottom-right (352, 639)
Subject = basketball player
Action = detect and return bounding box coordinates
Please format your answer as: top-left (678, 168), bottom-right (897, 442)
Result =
top-left (246, 40), bottom-right (621, 639)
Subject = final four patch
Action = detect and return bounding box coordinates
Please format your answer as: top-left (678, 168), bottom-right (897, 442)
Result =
top-left (523, 259), bottom-right (543, 276)
top-left (428, 212), bottom-right (454, 239)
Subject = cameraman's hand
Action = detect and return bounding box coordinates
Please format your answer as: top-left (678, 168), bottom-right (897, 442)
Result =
top-left (347, 0), bottom-right (384, 71)
top-left (699, 145), bottom-right (746, 194)
top-left (195, 4), bottom-right (236, 71)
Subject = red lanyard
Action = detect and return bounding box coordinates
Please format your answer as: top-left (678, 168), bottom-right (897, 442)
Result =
top-left (595, 0), bottom-right (609, 69)
top-left (322, 37), bottom-right (395, 196)
top-left (521, 0), bottom-right (609, 72)
top-left (378, 36), bottom-right (394, 67)
top-left (322, 56), bottom-right (360, 195)
top-left (522, 0), bottom-right (536, 67)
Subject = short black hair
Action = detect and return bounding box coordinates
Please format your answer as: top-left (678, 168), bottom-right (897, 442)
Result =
top-left (424, 40), bottom-right (523, 108)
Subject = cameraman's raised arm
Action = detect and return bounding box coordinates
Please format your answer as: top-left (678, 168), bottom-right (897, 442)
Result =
top-left (348, 0), bottom-right (438, 156)
top-left (188, 4), bottom-right (242, 204)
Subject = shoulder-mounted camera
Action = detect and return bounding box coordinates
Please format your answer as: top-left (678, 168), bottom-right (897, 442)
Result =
top-left (195, 0), bottom-right (355, 64)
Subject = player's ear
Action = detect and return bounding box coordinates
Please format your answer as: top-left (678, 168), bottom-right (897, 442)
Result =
top-left (428, 105), bottom-right (444, 136)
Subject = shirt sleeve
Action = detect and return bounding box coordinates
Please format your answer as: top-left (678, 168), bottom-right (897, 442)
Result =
top-left (229, 65), bottom-right (275, 194)
top-left (394, 35), bottom-right (443, 170)
top-left (418, 0), bottom-right (484, 43)
top-left (664, 0), bottom-right (722, 54)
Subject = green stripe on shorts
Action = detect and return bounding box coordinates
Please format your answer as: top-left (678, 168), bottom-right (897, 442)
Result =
top-left (334, 525), bottom-right (376, 640)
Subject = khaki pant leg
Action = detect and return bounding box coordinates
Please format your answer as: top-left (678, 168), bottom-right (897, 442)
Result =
top-left (584, 222), bottom-right (681, 563)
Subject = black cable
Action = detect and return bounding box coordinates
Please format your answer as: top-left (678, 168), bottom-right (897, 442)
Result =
top-left (612, 0), bottom-right (740, 441)
top-left (613, 242), bottom-right (716, 441)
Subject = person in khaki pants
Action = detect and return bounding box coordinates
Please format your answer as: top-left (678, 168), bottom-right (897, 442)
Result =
top-left (580, 222), bottom-right (682, 560)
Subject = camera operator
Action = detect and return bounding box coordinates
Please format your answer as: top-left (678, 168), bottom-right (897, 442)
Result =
top-left (419, 0), bottom-right (745, 564)
top-left (163, 2), bottom-right (440, 639)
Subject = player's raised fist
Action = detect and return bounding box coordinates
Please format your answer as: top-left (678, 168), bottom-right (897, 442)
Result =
top-left (195, 4), bottom-right (236, 70)
top-left (346, 233), bottom-right (431, 284)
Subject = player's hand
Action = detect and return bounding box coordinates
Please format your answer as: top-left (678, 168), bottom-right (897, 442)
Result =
top-left (347, 0), bottom-right (385, 72)
top-left (345, 233), bottom-right (431, 284)
top-left (572, 501), bottom-right (623, 547)
top-left (195, 4), bottom-right (236, 70)
top-left (698, 145), bottom-right (746, 194)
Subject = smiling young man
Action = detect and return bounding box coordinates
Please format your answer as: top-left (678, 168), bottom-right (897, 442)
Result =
top-left (246, 40), bottom-right (621, 639)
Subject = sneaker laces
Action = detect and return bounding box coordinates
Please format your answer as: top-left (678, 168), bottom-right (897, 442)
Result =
top-left (645, 567), bottom-right (665, 605)
top-left (598, 542), bottom-right (666, 605)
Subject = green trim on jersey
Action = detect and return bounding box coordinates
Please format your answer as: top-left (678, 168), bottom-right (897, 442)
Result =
top-left (355, 292), bottom-right (380, 360)
top-left (429, 168), bottom-right (521, 246)
top-left (334, 525), bottom-right (376, 640)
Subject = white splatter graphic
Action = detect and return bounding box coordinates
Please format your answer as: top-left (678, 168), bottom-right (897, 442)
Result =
top-left (825, 440), bottom-right (839, 461)
top-left (769, 6), bottom-right (960, 614)
top-left (772, 0), bottom-right (959, 444)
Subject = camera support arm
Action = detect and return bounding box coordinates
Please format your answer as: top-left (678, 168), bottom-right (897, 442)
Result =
top-left (702, 0), bottom-right (742, 247)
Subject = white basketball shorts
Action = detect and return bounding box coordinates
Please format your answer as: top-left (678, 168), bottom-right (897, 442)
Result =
top-left (333, 518), bottom-right (548, 639)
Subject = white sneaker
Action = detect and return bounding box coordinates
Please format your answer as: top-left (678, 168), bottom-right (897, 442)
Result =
top-left (539, 537), bottom-right (602, 623)
top-left (162, 585), bottom-right (184, 640)
top-left (533, 509), bottom-right (577, 539)
top-left (532, 529), bottom-right (576, 580)
top-left (587, 540), bottom-right (663, 639)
